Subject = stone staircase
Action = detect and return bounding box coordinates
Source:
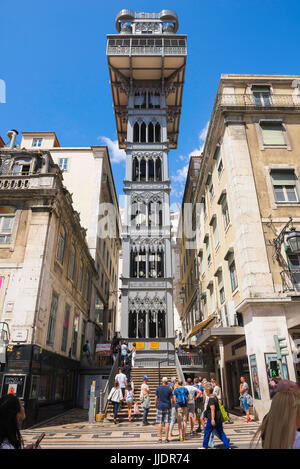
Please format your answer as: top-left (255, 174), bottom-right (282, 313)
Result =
top-left (106, 366), bottom-right (179, 422)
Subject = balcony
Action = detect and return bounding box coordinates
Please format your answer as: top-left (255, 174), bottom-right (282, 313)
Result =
top-left (0, 174), bottom-right (58, 190)
top-left (107, 45), bottom-right (187, 57)
top-left (280, 269), bottom-right (300, 293)
top-left (217, 93), bottom-right (300, 109)
top-left (178, 353), bottom-right (215, 372)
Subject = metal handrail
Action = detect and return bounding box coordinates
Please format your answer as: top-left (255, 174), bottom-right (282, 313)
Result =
top-left (280, 269), bottom-right (300, 292)
top-left (103, 352), bottom-right (120, 414)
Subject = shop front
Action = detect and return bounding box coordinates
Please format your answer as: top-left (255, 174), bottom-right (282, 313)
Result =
top-left (0, 344), bottom-right (80, 428)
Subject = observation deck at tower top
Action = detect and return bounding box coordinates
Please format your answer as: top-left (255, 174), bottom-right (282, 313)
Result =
top-left (107, 10), bottom-right (187, 150)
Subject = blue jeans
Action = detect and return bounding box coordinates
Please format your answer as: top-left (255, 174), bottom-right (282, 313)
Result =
top-left (112, 402), bottom-right (119, 420)
top-left (143, 407), bottom-right (149, 424)
top-left (242, 397), bottom-right (249, 412)
top-left (203, 419), bottom-right (230, 449)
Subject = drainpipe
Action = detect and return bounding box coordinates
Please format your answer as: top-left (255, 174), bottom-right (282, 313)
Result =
top-left (7, 129), bottom-right (18, 149)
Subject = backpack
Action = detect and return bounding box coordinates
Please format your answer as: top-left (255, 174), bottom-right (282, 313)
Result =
top-left (176, 387), bottom-right (188, 406)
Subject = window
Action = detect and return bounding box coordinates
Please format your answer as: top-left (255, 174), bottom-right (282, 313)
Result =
top-left (252, 85), bottom-right (271, 106)
top-left (84, 272), bottom-right (91, 300)
top-left (61, 303), bottom-right (70, 352)
top-left (217, 271), bottom-right (225, 305)
top-left (211, 216), bottom-right (219, 250)
top-left (78, 260), bottom-right (84, 292)
top-left (58, 158), bottom-right (69, 171)
top-left (56, 224), bottom-right (66, 264)
top-left (0, 206), bottom-right (16, 244)
top-left (229, 260), bottom-right (238, 292)
top-left (271, 169), bottom-right (299, 203)
top-left (214, 146), bottom-right (223, 178)
top-left (47, 291), bottom-right (59, 345)
top-left (32, 138), bottom-right (43, 147)
top-left (260, 121), bottom-right (286, 146)
top-left (205, 236), bottom-right (211, 266)
top-left (68, 243), bottom-right (76, 280)
top-left (209, 180), bottom-right (214, 201)
top-left (222, 198), bottom-right (230, 229)
top-left (72, 312), bottom-right (80, 356)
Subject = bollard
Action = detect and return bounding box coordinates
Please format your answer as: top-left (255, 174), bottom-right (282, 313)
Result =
top-left (88, 380), bottom-right (96, 424)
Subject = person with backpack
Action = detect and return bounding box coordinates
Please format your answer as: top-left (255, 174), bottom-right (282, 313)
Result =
top-left (184, 377), bottom-right (201, 436)
top-left (108, 381), bottom-right (124, 424)
top-left (201, 385), bottom-right (231, 449)
top-left (174, 379), bottom-right (189, 441)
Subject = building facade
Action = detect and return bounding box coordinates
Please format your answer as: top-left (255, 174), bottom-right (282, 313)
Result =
top-left (184, 75), bottom-right (300, 419)
top-left (107, 10), bottom-right (187, 361)
top-left (0, 136), bottom-right (97, 425)
top-left (20, 132), bottom-right (121, 347)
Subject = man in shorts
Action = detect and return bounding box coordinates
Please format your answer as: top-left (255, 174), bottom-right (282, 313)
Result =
top-left (194, 377), bottom-right (205, 433)
top-left (174, 379), bottom-right (189, 441)
top-left (184, 377), bottom-right (201, 435)
top-left (155, 377), bottom-right (173, 443)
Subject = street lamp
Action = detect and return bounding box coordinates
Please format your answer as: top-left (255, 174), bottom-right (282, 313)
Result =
top-left (273, 217), bottom-right (300, 262)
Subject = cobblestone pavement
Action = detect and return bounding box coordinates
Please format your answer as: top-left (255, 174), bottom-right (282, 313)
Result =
top-left (21, 408), bottom-right (261, 449)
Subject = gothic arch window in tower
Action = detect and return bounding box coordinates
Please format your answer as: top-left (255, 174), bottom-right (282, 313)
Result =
top-left (155, 158), bottom-right (162, 181)
top-left (132, 157), bottom-right (139, 181)
top-left (158, 310), bottom-right (166, 338)
top-left (149, 310), bottom-right (157, 338)
top-left (129, 311), bottom-right (137, 338)
top-left (141, 122), bottom-right (147, 143)
top-left (138, 311), bottom-right (146, 338)
top-left (133, 122), bottom-right (140, 143)
top-left (148, 158), bottom-right (154, 181)
top-left (140, 158), bottom-right (146, 181)
top-left (148, 122), bottom-right (154, 143)
top-left (155, 123), bottom-right (161, 143)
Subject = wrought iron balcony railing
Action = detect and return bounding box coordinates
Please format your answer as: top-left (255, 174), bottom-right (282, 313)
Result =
top-left (217, 94), bottom-right (300, 108)
top-left (280, 269), bottom-right (300, 293)
top-left (107, 45), bottom-right (187, 56)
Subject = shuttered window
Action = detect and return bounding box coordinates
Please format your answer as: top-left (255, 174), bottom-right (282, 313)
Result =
top-left (260, 122), bottom-right (286, 145)
top-left (271, 170), bottom-right (299, 202)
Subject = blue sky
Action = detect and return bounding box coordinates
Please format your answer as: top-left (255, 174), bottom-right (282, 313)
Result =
top-left (1, 0), bottom-right (300, 209)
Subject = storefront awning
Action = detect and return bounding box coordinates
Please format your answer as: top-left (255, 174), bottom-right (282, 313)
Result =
top-left (195, 326), bottom-right (245, 347)
top-left (187, 314), bottom-right (216, 339)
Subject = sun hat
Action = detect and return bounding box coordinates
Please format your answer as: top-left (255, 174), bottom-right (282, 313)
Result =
top-left (162, 377), bottom-right (168, 383)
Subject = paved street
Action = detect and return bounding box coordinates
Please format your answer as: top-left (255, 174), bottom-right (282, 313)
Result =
top-left (21, 408), bottom-right (261, 449)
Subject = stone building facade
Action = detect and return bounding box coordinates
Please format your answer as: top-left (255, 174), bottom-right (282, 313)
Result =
top-left (0, 139), bottom-right (97, 425)
top-left (182, 75), bottom-right (300, 419)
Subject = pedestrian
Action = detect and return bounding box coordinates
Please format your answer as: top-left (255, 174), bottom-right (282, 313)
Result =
top-left (123, 359), bottom-right (131, 385)
top-left (125, 383), bottom-right (135, 422)
top-left (201, 385), bottom-right (231, 450)
top-left (193, 377), bottom-right (205, 434)
top-left (111, 334), bottom-right (119, 363)
top-left (120, 341), bottom-right (128, 366)
top-left (211, 379), bottom-right (222, 401)
top-left (108, 381), bottom-right (124, 424)
top-left (251, 381), bottom-right (300, 449)
top-left (0, 394), bottom-right (42, 449)
top-left (169, 377), bottom-right (178, 437)
top-left (155, 377), bottom-right (173, 443)
top-left (140, 376), bottom-right (151, 426)
top-left (239, 376), bottom-right (252, 423)
top-left (174, 379), bottom-right (189, 441)
top-left (115, 368), bottom-right (127, 401)
top-left (128, 343), bottom-right (137, 368)
top-left (184, 377), bottom-right (201, 436)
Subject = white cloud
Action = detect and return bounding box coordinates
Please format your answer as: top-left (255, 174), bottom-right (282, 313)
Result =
top-left (189, 121), bottom-right (209, 157)
top-left (173, 164), bottom-right (189, 183)
top-left (98, 136), bottom-right (126, 164)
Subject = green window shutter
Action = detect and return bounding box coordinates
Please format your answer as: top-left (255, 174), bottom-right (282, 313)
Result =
top-left (271, 170), bottom-right (296, 186)
top-left (260, 123), bottom-right (285, 145)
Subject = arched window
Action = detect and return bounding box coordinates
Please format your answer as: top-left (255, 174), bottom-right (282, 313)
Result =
top-left (157, 252), bottom-right (164, 277)
top-left (57, 224), bottom-right (66, 265)
top-left (133, 122), bottom-right (140, 143)
top-left (141, 122), bottom-right (147, 143)
top-left (155, 158), bottom-right (162, 181)
top-left (148, 159), bottom-right (154, 181)
top-left (132, 157), bottom-right (139, 181)
top-left (140, 159), bottom-right (146, 181)
top-left (149, 311), bottom-right (157, 338)
top-left (158, 310), bottom-right (166, 338)
top-left (138, 249), bottom-right (146, 278)
top-left (68, 242), bottom-right (76, 280)
top-left (130, 251), bottom-right (138, 278)
top-left (155, 123), bottom-right (161, 142)
top-left (129, 311), bottom-right (137, 338)
top-left (148, 123), bottom-right (154, 143)
top-left (138, 311), bottom-right (146, 338)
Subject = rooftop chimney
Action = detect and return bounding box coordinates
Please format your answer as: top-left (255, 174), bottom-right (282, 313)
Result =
top-left (7, 129), bottom-right (19, 149)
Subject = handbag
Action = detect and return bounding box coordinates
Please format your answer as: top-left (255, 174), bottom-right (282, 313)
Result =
top-left (218, 402), bottom-right (230, 422)
top-left (134, 402), bottom-right (140, 415)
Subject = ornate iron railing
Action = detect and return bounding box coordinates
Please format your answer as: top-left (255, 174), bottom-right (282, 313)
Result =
top-left (107, 46), bottom-right (187, 56)
top-left (217, 94), bottom-right (300, 108)
top-left (280, 270), bottom-right (300, 293)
